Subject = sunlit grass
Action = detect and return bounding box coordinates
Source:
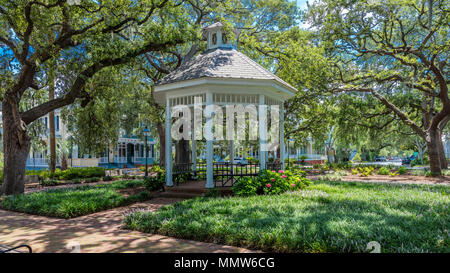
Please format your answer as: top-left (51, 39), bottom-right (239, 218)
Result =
top-left (1, 180), bottom-right (150, 218)
top-left (124, 181), bottom-right (450, 253)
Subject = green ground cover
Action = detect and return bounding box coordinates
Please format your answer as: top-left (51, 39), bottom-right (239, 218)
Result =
top-left (1, 180), bottom-right (150, 218)
top-left (124, 181), bottom-right (449, 253)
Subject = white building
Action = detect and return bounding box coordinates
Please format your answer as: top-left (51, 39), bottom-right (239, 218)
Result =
top-left (444, 135), bottom-right (450, 159)
top-left (1, 108), bottom-right (156, 170)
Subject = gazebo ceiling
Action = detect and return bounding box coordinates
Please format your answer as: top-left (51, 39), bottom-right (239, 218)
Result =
top-left (153, 23), bottom-right (297, 105)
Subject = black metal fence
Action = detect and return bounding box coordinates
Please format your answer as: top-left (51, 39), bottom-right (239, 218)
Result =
top-left (213, 163), bottom-right (260, 187)
top-left (172, 162), bottom-right (282, 187)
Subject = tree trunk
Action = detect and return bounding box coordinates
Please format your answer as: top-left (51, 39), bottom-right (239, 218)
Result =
top-left (48, 54), bottom-right (56, 172)
top-left (437, 130), bottom-right (448, 169)
top-left (157, 122), bottom-right (165, 167)
top-left (61, 155), bottom-right (68, 170)
top-left (175, 140), bottom-right (190, 164)
top-left (1, 101), bottom-right (31, 195)
top-left (49, 111), bottom-right (56, 172)
top-left (426, 129), bottom-right (442, 175)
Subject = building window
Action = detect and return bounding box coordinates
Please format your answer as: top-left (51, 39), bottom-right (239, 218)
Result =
top-left (300, 146), bottom-right (307, 154)
top-left (222, 34), bottom-right (227, 44)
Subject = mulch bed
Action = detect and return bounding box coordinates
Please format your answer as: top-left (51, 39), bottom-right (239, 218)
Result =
top-left (117, 186), bottom-right (147, 197)
top-left (309, 172), bottom-right (450, 185)
top-left (24, 177), bottom-right (149, 194)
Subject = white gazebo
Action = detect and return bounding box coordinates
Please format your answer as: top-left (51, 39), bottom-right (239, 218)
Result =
top-left (153, 22), bottom-right (297, 188)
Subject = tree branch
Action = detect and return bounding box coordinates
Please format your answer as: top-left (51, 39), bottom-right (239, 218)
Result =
top-left (21, 38), bottom-right (184, 124)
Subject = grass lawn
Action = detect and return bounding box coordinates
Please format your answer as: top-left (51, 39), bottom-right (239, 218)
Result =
top-left (0, 180), bottom-right (151, 218)
top-left (124, 181), bottom-right (450, 253)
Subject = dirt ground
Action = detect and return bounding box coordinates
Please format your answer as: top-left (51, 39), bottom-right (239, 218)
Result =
top-left (309, 172), bottom-right (450, 185)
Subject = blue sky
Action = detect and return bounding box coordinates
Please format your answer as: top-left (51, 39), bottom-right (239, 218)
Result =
top-left (296, 0), bottom-right (309, 10)
top-left (296, 0), bottom-right (313, 28)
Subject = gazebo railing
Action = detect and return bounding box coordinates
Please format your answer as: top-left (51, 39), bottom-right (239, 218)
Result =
top-left (171, 161), bottom-right (283, 187)
top-left (213, 163), bottom-right (260, 187)
top-left (266, 162), bottom-right (282, 172)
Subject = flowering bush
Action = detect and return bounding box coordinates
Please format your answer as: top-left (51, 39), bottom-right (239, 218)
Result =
top-left (232, 169), bottom-right (311, 196)
top-left (232, 177), bottom-right (261, 196)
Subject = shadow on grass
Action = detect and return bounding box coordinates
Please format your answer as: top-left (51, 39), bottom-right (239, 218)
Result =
top-left (124, 182), bottom-right (450, 253)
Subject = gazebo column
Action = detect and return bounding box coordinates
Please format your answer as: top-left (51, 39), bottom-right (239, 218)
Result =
top-left (165, 97), bottom-right (173, 187)
top-left (259, 95), bottom-right (267, 170)
top-left (205, 93), bottom-right (214, 188)
top-left (280, 102), bottom-right (286, 170)
top-left (230, 140), bottom-right (234, 174)
top-left (191, 108), bottom-right (197, 173)
top-left (191, 139), bottom-right (197, 172)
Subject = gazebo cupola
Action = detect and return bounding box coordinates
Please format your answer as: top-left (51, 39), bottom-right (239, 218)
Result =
top-left (203, 22), bottom-right (234, 49)
top-left (152, 22), bottom-right (297, 188)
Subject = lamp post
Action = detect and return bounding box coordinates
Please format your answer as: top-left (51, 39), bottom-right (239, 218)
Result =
top-left (143, 127), bottom-right (150, 177)
top-left (69, 135), bottom-right (74, 168)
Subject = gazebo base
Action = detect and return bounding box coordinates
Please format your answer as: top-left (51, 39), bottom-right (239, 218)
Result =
top-left (160, 180), bottom-right (233, 199)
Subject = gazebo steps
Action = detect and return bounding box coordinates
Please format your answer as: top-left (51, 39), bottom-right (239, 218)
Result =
top-left (161, 180), bottom-right (233, 199)
top-left (158, 191), bottom-right (204, 199)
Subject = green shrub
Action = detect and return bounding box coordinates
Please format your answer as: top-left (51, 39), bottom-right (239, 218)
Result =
top-left (317, 173), bottom-right (343, 181)
top-left (42, 179), bottom-right (58, 186)
top-left (72, 179), bottom-right (81, 184)
top-left (319, 164), bottom-right (331, 172)
top-left (103, 176), bottom-right (113, 181)
top-left (232, 177), bottom-right (260, 196)
top-left (352, 153), bottom-right (361, 162)
top-left (85, 177), bottom-right (101, 183)
top-left (425, 171), bottom-right (440, 177)
top-left (245, 157), bottom-right (259, 164)
top-left (143, 166), bottom-right (165, 191)
top-left (397, 166), bottom-right (407, 175)
top-left (299, 155), bottom-right (308, 164)
top-left (58, 167), bottom-right (105, 180)
top-left (26, 167), bottom-right (106, 181)
top-left (359, 166), bottom-right (374, 177)
top-left (411, 169), bottom-right (425, 176)
top-left (378, 167), bottom-right (390, 175)
top-left (232, 169), bottom-right (310, 196)
top-left (150, 165), bottom-right (164, 173)
top-left (351, 168), bottom-right (359, 175)
top-left (174, 173), bottom-right (190, 184)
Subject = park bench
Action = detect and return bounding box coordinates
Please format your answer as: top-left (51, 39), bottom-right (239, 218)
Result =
top-left (0, 244), bottom-right (32, 253)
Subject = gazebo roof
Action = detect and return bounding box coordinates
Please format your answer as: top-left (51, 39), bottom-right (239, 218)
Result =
top-left (155, 47), bottom-right (297, 93)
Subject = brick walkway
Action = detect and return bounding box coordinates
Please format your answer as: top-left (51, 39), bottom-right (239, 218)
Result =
top-left (0, 197), bottom-right (253, 253)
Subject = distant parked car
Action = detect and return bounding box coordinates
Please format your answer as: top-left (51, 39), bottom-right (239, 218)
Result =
top-left (402, 154), bottom-right (417, 165)
top-left (402, 157), bottom-right (411, 165)
top-left (233, 157), bottom-right (248, 165)
top-left (215, 158), bottom-right (227, 165)
top-left (375, 156), bottom-right (387, 162)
